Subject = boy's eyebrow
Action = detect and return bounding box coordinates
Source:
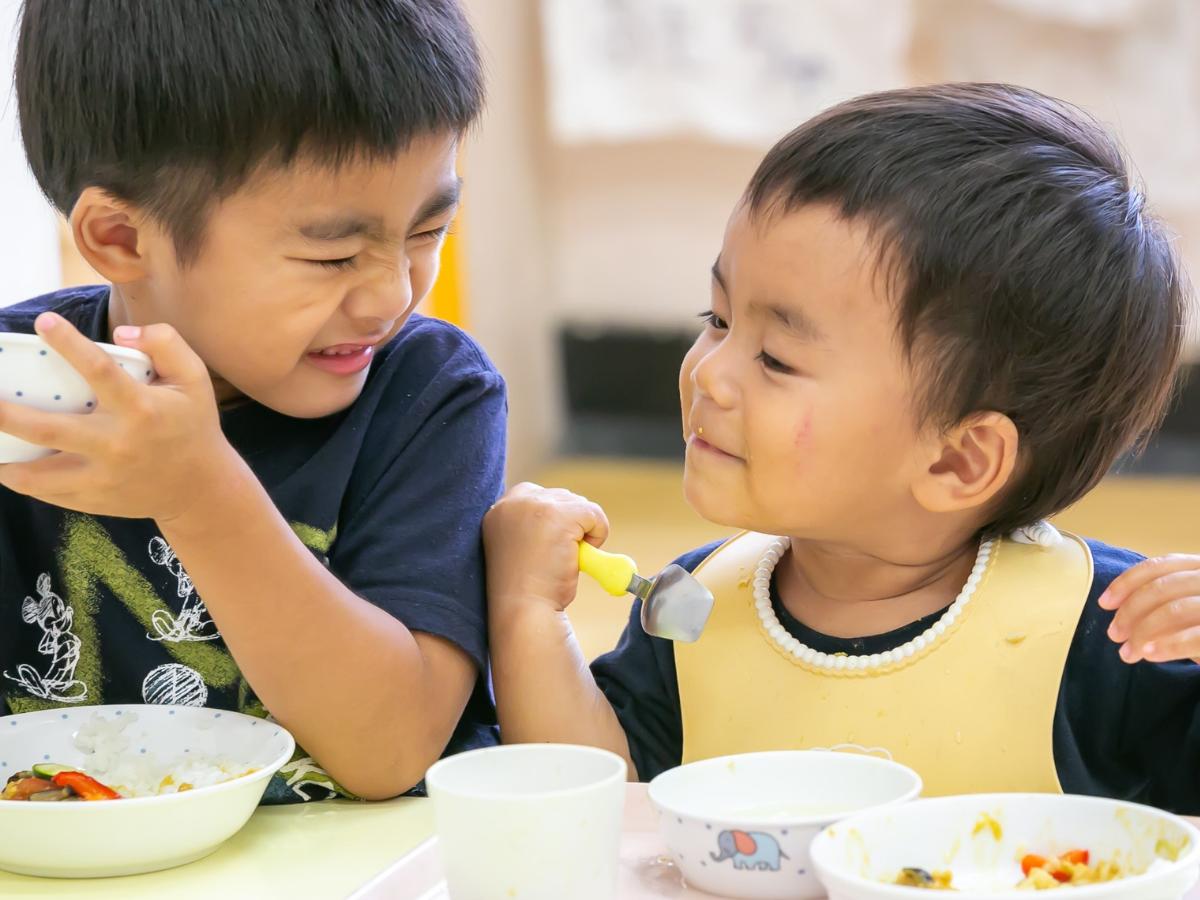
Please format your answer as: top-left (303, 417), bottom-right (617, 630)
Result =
top-left (299, 215), bottom-right (388, 243)
top-left (411, 177), bottom-right (463, 226)
top-left (711, 257), bottom-right (826, 342)
top-left (296, 178), bottom-right (462, 243)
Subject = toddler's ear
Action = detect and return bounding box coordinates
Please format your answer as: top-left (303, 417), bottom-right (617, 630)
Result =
top-left (912, 411), bottom-right (1019, 515)
top-left (69, 187), bottom-right (153, 284)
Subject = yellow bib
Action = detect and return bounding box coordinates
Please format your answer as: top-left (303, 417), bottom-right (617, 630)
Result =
top-left (675, 532), bottom-right (1092, 796)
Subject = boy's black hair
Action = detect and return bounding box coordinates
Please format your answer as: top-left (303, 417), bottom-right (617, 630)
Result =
top-left (16, 0), bottom-right (483, 261)
top-left (748, 83), bottom-right (1188, 535)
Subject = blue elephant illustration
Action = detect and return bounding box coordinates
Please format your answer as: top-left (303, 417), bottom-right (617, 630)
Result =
top-left (710, 829), bottom-right (788, 871)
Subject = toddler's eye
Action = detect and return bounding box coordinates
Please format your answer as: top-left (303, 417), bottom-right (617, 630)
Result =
top-left (697, 310), bottom-right (729, 330)
top-left (757, 350), bottom-right (794, 375)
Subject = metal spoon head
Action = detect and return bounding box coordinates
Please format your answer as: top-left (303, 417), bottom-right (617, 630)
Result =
top-left (639, 564), bottom-right (715, 642)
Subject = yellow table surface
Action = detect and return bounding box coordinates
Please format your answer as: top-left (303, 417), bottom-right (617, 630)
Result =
top-left (0, 797), bottom-right (433, 899)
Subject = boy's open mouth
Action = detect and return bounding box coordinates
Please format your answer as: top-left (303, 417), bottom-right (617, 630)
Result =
top-left (305, 343), bottom-right (375, 375)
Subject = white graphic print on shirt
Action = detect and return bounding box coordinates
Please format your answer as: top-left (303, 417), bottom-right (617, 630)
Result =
top-left (145, 537), bottom-right (219, 643)
top-left (3, 573), bottom-right (88, 703)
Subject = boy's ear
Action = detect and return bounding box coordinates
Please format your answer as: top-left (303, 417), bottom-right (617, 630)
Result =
top-left (912, 411), bottom-right (1020, 515)
top-left (70, 187), bottom-right (152, 284)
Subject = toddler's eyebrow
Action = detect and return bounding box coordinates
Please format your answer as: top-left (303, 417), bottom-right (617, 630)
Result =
top-left (712, 257), bottom-right (826, 343)
top-left (711, 259), bottom-right (729, 293)
top-left (766, 304), bottom-right (825, 343)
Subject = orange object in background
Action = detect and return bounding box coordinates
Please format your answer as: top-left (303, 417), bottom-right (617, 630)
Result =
top-left (425, 214), bottom-right (468, 329)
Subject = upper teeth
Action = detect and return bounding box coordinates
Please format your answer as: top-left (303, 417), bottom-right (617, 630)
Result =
top-left (319, 348), bottom-right (359, 356)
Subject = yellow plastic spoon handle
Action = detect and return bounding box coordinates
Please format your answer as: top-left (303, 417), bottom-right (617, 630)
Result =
top-left (578, 541), bottom-right (638, 597)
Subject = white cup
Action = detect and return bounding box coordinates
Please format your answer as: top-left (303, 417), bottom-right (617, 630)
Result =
top-left (425, 743), bottom-right (627, 900)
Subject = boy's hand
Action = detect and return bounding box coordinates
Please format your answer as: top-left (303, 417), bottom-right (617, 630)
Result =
top-left (1100, 554), bottom-right (1200, 664)
top-left (0, 312), bottom-right (236, 522)
top-left (483, 482), bottom-right (609, 612)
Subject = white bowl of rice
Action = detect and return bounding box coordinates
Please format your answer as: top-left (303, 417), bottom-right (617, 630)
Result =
top-left (0, 704), bottom-right (295, 878)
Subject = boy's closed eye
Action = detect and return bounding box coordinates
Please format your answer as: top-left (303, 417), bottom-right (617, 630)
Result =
top-left (305, 225), bottom-right (453, 271)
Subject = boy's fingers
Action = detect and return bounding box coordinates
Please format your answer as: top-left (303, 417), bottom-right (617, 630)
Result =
top-left (34, 312), bottom-right (139, 408)
top-left (1108, 570), bottom-right (1200, 642)
top-left (1139, 625), bottom-right (1200, 665)
top-left (1118, 594), bottom-right (1200, 661)
top-left (112, 323), bottom-right (205, 385)
top-left (0, 451), bottom-right (88, 499)
top-left (0, 401), bottom-right (97, 456)
top-left (1100, 554), bottom-right (1200, 609)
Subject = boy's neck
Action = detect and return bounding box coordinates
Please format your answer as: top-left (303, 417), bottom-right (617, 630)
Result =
top-left (775, 533), bottom-right (980, 640)
top-left (106, 284), bottom-right (243, 407)
top-left (105, 283), bottom-right (129, 342)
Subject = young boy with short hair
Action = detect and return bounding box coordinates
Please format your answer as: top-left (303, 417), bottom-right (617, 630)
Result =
top-left (0, 0), bottom-right (503, 802)
top-left (486, 84), bottom-right (1200, 812)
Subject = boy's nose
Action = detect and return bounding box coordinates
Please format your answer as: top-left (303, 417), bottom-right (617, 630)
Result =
top-left (344, 270), bottom-right (415, 324)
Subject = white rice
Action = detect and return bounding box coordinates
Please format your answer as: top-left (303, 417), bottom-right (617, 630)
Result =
top-left (70, 712), bottom-right (254, 798)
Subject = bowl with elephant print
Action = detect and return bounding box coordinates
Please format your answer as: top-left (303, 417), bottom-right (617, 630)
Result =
top-left (0, 704), bottom-right (294, 878)
top-left (647, 750), bottom-right (922, 900)
top-left (0, 331), bottom-right (155, 463)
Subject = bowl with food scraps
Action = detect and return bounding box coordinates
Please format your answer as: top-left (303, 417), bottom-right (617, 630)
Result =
top-left (0, 704), bottom-right (295, 878)
top-left (810, 792), bottom-right (1200, 899)
top-left (0, 331), bottom-right (155, 463)
top-left (648, 750), bottom-right (923, 900)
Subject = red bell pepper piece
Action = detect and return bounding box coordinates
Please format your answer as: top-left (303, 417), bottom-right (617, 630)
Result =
top-left (52, 770), bottom-right (120, 800)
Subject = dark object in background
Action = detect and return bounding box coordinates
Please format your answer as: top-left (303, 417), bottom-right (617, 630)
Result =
top-left (560, 325), bottom-right (693, 458)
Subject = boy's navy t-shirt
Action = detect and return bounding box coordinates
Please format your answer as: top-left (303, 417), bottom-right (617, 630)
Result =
top-left (593, 538), bottom-right (1200, 815)
top-left (0, 287), bottom-right (506, 802)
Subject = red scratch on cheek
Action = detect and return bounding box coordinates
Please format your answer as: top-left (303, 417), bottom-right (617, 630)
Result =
top-left (794, 413), bottom-right (812, 448)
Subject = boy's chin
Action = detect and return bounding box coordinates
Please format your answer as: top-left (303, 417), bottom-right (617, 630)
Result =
top-left (229, 381), bottom-right (364, 420)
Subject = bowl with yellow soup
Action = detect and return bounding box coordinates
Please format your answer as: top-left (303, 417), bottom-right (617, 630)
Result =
top-left (810, 792), bottom-right (1200, 898)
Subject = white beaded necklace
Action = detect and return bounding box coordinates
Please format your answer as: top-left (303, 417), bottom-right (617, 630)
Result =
top-left (752, 536), bottom-right (996, 673)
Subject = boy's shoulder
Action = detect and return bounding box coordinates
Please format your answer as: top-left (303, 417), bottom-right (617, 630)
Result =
top-left (369, 314), bottom-right (502, 393)
top-left (0, 285), bottom-right (109, 336)
top-left (1081, 537), bottom-right (1144, 599)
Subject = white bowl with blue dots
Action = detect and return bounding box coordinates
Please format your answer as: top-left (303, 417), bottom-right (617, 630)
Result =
top-left (0, 332), bottom-right (155, 463)
top-left (0, 703), bottom-right (294, 878)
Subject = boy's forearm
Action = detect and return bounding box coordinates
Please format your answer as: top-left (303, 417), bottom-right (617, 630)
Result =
top-left (489, 600), bottom-right (638, 779)
top-left (158, 452), bottom-right (473, 800)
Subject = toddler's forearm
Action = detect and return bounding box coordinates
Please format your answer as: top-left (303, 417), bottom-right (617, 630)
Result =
top-left (490, 600), bottom-right (638, 779)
